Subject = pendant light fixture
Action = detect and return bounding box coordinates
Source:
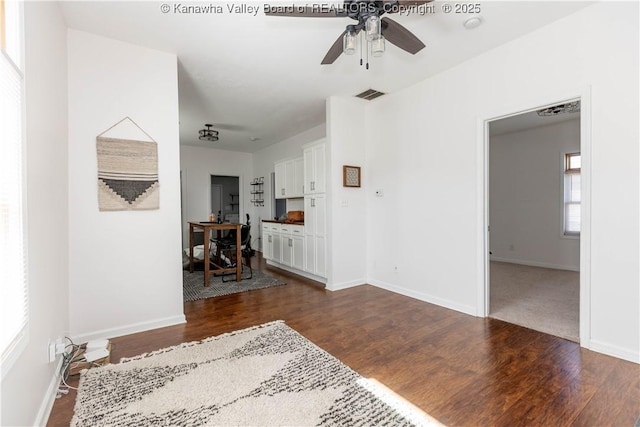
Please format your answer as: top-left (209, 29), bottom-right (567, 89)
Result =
top-left (198, 124), bottom-right (219, 142)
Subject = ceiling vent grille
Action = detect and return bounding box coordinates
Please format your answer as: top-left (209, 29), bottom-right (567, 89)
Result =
top-left (355, 89), bottom-right (385, 100)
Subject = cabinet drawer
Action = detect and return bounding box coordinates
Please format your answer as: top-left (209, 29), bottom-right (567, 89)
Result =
top-left (291, 225), bottom-right (304, 235)
top-left (262, 222), bottom-right (281, 233)
top-left (280, 224), bottom-right (291, 234)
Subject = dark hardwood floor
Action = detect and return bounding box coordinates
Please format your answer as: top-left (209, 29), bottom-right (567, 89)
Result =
top-left (48, 255), bottom-right (640, 426)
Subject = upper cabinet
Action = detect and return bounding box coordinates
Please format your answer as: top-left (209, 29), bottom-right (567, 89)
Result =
top-left (275, 157), bottom-right (304, 199)
top-left (303, 142), bottom-right (325, 195)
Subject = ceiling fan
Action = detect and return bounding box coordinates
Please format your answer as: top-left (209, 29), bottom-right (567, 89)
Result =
top-left (265, 0), bottom-right (433, 66)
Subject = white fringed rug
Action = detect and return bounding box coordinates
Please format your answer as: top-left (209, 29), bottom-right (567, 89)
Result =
top-left (71, 321), bottom-right (443, 427)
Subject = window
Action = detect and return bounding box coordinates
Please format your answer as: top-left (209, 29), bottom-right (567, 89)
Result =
top-left (563, 152), bottom-right (581, 236)
top-left (0, 0), bottom-right (27, 371)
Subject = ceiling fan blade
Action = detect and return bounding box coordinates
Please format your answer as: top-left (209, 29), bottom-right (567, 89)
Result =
top-left (321, 30), bottom-right (347, 64)
top-left (381, 17), bottom-right (426, 55)
top-left (264, 5), bottom-right (344, 17)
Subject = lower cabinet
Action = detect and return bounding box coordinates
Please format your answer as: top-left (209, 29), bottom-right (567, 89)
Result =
top-left (292, 234), bottom-right (304, 270)
top-left (262, 222), bottom-right (305, 271)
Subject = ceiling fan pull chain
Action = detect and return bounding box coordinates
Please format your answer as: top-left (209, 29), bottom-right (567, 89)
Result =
top-left (366, 38), bottom-right (370, 70)
top-left (360, 32), bottom-right (363, 66)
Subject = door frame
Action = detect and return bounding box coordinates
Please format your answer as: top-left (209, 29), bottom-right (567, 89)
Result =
top-left (476, 86), bottom-right (592, 347)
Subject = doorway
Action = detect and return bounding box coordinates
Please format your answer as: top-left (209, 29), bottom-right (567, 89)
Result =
top-left (210, 175), bottom-right (240, 223)
top-left (483, 96), bottom-right (590, 344)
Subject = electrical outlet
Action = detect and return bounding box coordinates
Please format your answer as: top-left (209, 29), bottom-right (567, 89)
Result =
top-left (48, 342), bottom-right (56, 363)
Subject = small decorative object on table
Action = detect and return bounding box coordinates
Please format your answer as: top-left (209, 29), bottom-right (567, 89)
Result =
top-left (343, 165), bottom-right (361, 187)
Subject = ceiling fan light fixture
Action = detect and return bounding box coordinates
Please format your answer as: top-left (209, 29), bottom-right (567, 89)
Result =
top-left (365, 15), bottom-right (381, 41)
top-left (343, 30), bottom-right (357, 55)
top-left (370, 35), bottom-right (385, 57)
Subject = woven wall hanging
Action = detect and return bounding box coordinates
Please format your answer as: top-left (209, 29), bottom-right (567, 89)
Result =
top-left (96, 117), bottom-right (159, 211)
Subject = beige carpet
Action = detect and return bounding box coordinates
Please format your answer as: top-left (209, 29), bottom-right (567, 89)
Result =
top-left (489, 261), bottom-right (579, 342)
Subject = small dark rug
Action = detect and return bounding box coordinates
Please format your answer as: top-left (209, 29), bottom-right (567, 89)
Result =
top-left (183, 269), bottom-right (286, 302)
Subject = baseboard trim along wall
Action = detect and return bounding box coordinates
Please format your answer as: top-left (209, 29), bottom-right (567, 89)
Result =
top-left (72, 315), bottom-right (186, 344)
top-left (265, 260), bottom-right (328, 285)
top-left (588, 339), bottom-right (640, 364)
top-left (35, 356), bottom-right (65, 427)
top-left (490, 256), bottom-right (580, 272)
top-left (367, 279), bottom-right (477, 317)
top-left (326, 278), bottom-right (366, 292)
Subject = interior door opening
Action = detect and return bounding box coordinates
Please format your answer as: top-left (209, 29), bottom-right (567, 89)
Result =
top-left (211, 175), bottom-right (240, 223)
top-left (485, 99), bottom-right (582, 343)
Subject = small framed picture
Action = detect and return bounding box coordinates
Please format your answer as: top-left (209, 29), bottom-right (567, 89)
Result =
top-left (343, 165), bottom-right (361, 188)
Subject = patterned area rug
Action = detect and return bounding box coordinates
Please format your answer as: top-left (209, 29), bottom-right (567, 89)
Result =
top-left (71, 322), bottom-right (441, 426)
top-left (183, 270), bottom-right (286, 302)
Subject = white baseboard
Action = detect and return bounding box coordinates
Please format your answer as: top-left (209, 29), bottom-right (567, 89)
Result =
top-left (72, 314), bottom-right (186, 344)
top-left (326, 278), bottom-right (366, 291)
top-left (265, 260), bottom-right (327, 285)
top-left (35, 355), bottom-right (65, 426)
top-left (490, 256), bottom-right (579, 272)
top-left (367, 278), bottom-right (477, 317)
top-left (587, 339), bottom-right (640, 364)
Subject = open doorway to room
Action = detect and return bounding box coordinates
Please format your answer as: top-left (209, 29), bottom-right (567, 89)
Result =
top-left (487, 100), bottom-right (582, 342)
top-left (211, 175), bottom-right (240, 223)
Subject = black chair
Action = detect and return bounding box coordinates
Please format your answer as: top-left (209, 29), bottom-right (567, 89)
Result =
top-left (213, 214), bottom-right (254, 282)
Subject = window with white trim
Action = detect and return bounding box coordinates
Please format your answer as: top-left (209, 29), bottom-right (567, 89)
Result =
top-left (1, 0), bottom-right (28, 368)
top-left (563, 152), bottom-right (581, 236)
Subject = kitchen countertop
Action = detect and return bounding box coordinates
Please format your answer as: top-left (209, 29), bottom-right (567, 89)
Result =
top-left (262, 219), bottom-right (305, 225)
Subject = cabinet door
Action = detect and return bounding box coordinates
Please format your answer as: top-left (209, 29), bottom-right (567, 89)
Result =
top-left (292, 235), bottom-right (304, 270)
top-left (263, 231), bottom-right (272, 260)
top-left (304, 196), bottom-right (315, 237)
top-left (315, 236), bottom-right (326, 277)
top-left (272, 232), bottom-right (282, 263)
top-left (304, 235), bottom-right (315, 274)
top-left (281, 235), bottom-right (293, 266)
top-left (314, 194), bottom-right (326, 238)
top-left (312, 144), bottom-right (326, 193)
top-left (293, 157), bottom-right (304, 197)
top-left (284, 160), bottom-right (295, 198)
top-left (274, 162), bottom-right (286, 199)
top-left (303, 148), bottom-right (313, 195)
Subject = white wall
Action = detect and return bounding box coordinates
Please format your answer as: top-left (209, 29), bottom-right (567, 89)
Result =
top-left (366, 2), bottom-right (639, 361)
top-left (326, 97), bottom-right (368, 290)
top-left (67, 30), bottom-right (184, 342)
top-left (251, 124), bottom-right (325, 249)
top-left (1, 2), bottom-right (69, 425)
top-left (180, 145), bottom-right (253, 246)
top-left (490, 119), bottom-right (580, 271)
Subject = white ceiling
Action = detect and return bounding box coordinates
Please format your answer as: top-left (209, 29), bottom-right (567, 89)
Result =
top-left (60, 1), bottom-right (592, 153)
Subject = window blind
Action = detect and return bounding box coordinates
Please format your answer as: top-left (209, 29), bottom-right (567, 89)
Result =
top-left (0, 47), bottom-right (28, 363)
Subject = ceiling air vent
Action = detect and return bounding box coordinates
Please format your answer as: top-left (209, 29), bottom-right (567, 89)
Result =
top-left (355, 89), bottom-right (385, 101)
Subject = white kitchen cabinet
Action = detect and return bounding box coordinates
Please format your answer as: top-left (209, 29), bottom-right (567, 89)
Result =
top-left (280, 224), bottom-right (292, 266)
top-left (275, 157), bottom-right (304, 199)
top-left (274, 162), bottom-right (286, 199)
top-left (262, 222), bottom-right (282, 262)
top-left (261, 223), bottom-right (273, 260)
top-left (291, 225), bottom-right (305, 271)
top-left (304, 194), bottom-right (326, 277)
top-left (303, 142), bottom-right (325, 195)
top-left (278, 224), bottom-right (304, 270)
top-left (293, 157), bottom-right (304, 197)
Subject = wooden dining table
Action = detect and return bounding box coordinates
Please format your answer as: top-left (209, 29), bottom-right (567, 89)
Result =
top-left (188, 221), bottom-right (242, 286)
